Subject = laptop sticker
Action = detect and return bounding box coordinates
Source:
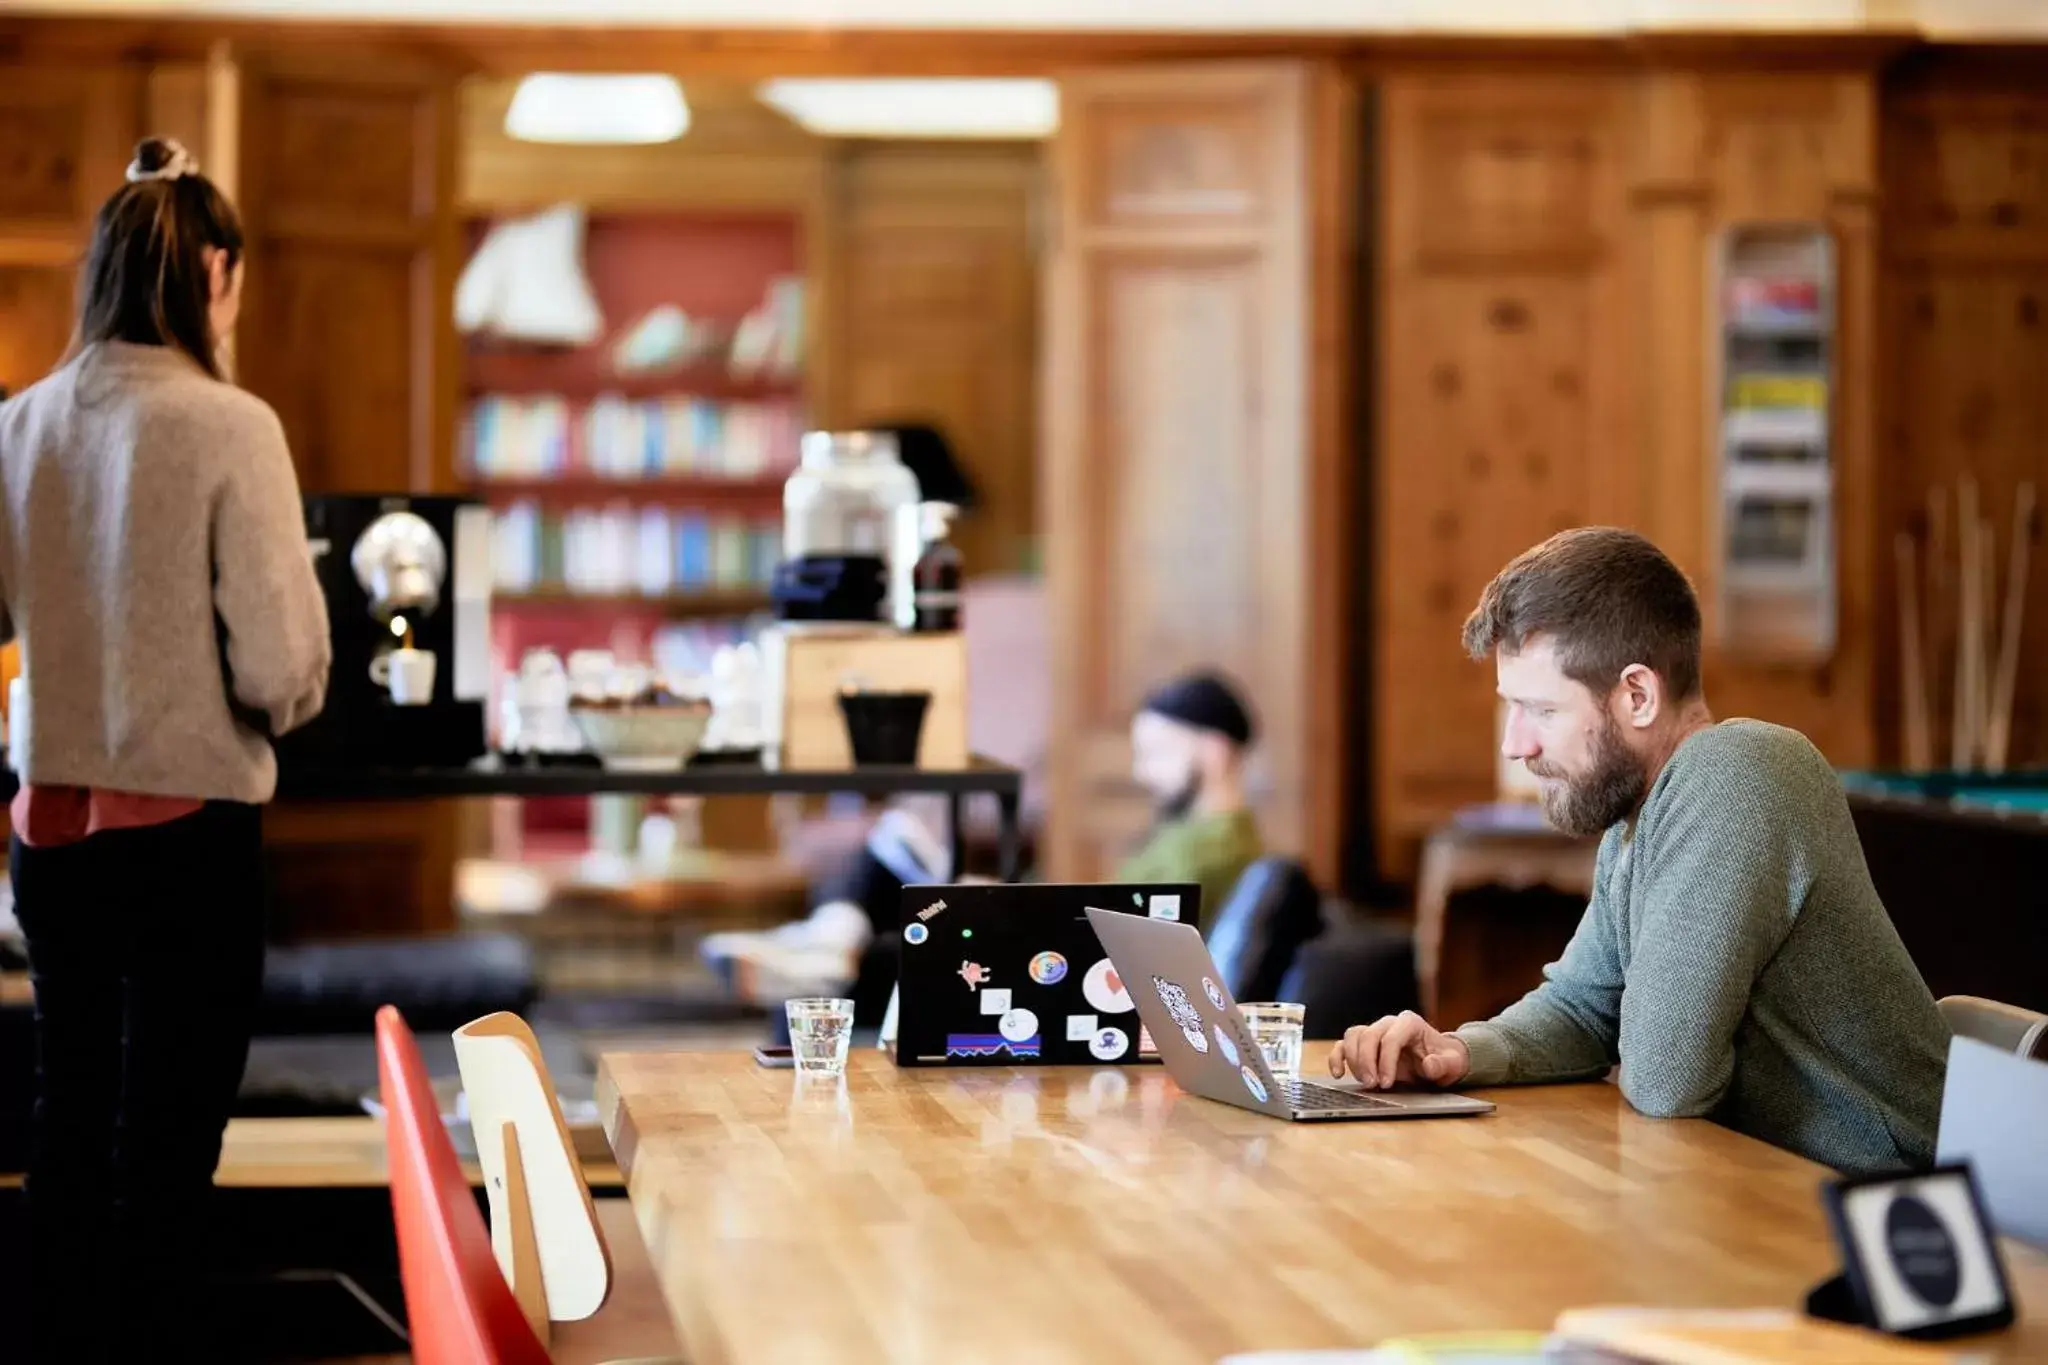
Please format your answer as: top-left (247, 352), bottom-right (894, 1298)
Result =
top-left (1152, 977), bottom-right (1210, 1054)
top-left (1213, 1026), bottom-right (1240, 1067)
top-left (1090, 1027), bottom-right (1130, 1061)
top-left (1241, 1065), bottom-right (1269, 1104)
top-left (903, 922), bottom-right (929, 946)
top-left (1029, 951), bottom-right (1068, 986)
top-left (980, 988), bottom-right (1013, 1016)
top-left (917, 899), bottom-right (948, 922)
top-left (1203, 977), bottom-right (1226, 1009)
top-left (1081, 958), bottom-right (1134, 1014)
top-left (958, 961), bottom-right (993, 990)
top-left (999, 1008), bottom-right (1039, 1044)
top-left (1066, 1013), bottom-right (1099, 1042)
top-left (1149, 894), bottom-right (1182, 922)
top-left (947, 1033), bottom-right (1042, 1060)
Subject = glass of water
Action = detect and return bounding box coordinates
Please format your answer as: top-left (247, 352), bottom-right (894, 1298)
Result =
top-left (1239, 1002), bottom-right (1306, 1081)
top-left (785, 997), bottom-right (856, 1078)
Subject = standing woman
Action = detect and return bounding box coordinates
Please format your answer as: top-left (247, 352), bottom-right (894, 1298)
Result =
top-left (0, 137), bottom-right (330, 1359)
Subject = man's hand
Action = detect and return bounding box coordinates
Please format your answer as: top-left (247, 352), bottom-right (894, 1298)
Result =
top-left (1329, 1011), bottom-right (1471, 1090)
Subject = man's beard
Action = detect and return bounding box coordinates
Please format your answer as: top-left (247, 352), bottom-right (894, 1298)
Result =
top-left (1156, 770), bottom-right (1201, 823)
top-left (1527, 714), bottom-right (1646, 837)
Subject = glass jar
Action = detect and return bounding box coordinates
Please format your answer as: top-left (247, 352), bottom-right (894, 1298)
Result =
top-left (782, 431), bottom-right (921, 562)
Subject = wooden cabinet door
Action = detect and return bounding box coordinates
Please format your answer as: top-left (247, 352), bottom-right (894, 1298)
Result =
top-left (237, 54), bottom-right (459, 496)
top-left (1043, 64), bottom-right (1333, 883)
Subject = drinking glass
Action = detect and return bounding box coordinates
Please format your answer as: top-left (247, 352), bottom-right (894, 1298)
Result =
top-left (1239, 1002), bottom-right (1306, 1081)
top-left (785, 997), bottom-right (856, 1077)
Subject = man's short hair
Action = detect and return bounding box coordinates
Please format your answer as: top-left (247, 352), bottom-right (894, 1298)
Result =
top-left (1461, 527), bottom-right (1703, 701)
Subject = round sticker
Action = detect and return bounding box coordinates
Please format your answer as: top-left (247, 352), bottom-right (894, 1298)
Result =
top-left (1886, 1195), bottom-right (1961, 1307)
top-left (1082, 958), bottom-right (1134, 1014)
top-left (1214, 1026), bottom-right (1240, 1066)
top-left (1241, 1065), bottom-right (1269, 1104)
top-left (1203, 977), bottom-right (1226, 1010)
top-left (903, 922), bottom-right (929, 946)
top-left (999, 1008), bottom-right (1039, 1044)
top-left (1029, 951), bottom-right (1068, 986)
top-left (1089, 1027), bottom-right (1130, 1061)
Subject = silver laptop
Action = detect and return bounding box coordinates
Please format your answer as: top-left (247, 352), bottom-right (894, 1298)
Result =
top-left (1086, 907), bottom-right (1494, 1123)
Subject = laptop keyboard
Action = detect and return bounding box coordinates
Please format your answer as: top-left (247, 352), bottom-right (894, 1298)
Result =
top-left (1277, 1078), bottom-right (1399, 1111)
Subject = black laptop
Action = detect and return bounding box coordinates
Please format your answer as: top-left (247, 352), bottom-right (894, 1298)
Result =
top-left (892, 882), bottom-right (1202, 1067)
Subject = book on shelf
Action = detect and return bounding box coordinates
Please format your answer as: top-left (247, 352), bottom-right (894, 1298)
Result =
top-left (465, 392), bottom-right (802, 482)
top-left (491, 500), bottom-right (778, 600)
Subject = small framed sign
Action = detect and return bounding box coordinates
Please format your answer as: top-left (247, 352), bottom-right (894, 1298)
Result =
top-left (1820, 1163), bottom-right (2017, 1340)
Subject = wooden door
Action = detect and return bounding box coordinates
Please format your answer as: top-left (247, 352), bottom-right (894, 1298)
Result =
top-left (1372, 72), bottom-right (1633, 873)
top-left (1044, 63), bottom-right (1338, 884)
top-left (235, 53), bottom-right (466, 938)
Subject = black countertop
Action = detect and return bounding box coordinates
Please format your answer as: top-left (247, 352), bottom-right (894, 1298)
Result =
top-left (273, 754), bottom-right (1022, 802)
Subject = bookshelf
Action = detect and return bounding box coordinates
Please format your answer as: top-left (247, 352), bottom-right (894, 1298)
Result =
top-left (461, 208), bottom-right (806, 853)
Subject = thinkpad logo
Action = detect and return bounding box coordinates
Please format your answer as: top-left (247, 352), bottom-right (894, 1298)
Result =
top-left (917, 900), bottom-right (948, 921)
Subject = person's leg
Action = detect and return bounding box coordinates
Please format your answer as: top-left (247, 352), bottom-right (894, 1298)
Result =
top-left (105, 803), bottom-right (267, 1358)
top-left (12, 834), bottom-right (122, 1362)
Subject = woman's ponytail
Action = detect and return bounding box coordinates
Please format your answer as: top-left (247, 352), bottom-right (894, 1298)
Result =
top-left (76, 136), bottom-right (246, 379)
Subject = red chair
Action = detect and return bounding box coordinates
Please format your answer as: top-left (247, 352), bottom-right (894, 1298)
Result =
top-left (376, 1004), bottom-right (553, 1365)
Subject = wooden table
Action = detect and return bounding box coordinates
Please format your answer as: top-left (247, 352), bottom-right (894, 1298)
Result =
top-left (599, 1048), bottom-right (2048, 1364)
top-left (0, 1116), bottom-right (624, 1191)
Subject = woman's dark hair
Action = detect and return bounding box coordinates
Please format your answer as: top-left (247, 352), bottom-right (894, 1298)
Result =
top-left (76, 137), bottom-right (245, 379)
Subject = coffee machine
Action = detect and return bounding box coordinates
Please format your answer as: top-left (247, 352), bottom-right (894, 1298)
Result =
top-left (277, 494), bottom-right (492, 770)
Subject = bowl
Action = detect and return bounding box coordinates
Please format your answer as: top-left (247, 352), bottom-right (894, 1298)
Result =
top-left (570, 703), bottom-right (712, 771)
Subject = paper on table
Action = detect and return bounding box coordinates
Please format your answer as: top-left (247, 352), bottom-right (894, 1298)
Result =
top-left (1552, 1307), bottom-right (1974, 1364)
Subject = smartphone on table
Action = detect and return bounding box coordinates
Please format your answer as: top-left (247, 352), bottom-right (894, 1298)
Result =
top-left (753, 1045), bottom-right (795, 1069)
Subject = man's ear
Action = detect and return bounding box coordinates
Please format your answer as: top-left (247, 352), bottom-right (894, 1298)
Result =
top-left (1616, 663), bottom-right (1661, 729)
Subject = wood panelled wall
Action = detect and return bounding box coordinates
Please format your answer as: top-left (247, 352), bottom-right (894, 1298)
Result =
top-left (238, 57), bottom-right (459, 495)
top-left (1879, 53), bottom-right (2048, 767)
top-left (826, 143), bottom-right (1041, 578)
top-left (0, 66), bottom-right (139, 395)
top-left (1373, 57), bottom-right (1887, 869)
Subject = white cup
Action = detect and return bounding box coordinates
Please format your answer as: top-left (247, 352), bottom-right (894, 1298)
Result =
top-left (370, 648), bottom-right (437, 706)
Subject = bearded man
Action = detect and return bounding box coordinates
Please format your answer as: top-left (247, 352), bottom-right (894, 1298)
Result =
top-left (1116, 671), bottom-right (1263, 912)
top-left (1331, 527), bottom-right (1948, 1174)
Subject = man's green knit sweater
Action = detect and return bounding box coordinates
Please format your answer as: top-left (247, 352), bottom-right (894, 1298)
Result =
top-left (1453, 720), bottom-right (1949, 1175)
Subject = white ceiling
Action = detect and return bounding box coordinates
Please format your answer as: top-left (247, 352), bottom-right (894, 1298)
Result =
top-left (5, 0), bottom-right (2043, 35)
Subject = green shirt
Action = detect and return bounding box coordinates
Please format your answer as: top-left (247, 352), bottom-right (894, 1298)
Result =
top-left (1117, 808), bottom-right (1263, 921)
top-left (1454, 720), bottom-right (1949, 1175)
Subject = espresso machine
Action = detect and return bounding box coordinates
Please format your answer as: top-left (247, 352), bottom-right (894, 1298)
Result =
top-left (276, 493), bottom-right (492, 770)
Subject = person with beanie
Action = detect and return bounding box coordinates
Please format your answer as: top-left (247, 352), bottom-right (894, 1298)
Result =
top-left (1118, 671), bottom-right (1264, 914)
